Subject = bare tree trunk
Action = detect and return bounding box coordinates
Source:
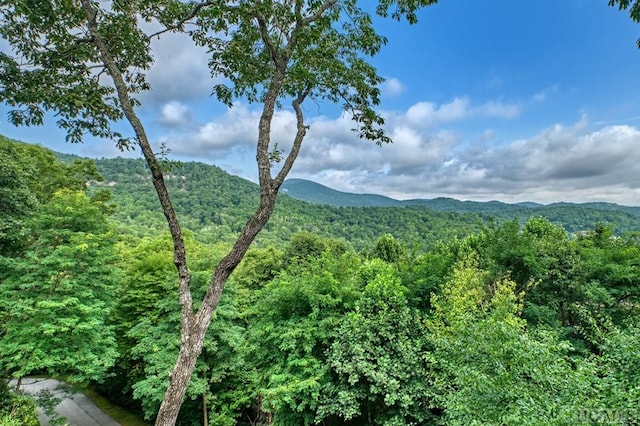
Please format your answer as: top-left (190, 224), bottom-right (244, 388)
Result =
top-left (154, 325), bottom-right (203, 425)
top-left (202, 388), bottom-right (208, 426)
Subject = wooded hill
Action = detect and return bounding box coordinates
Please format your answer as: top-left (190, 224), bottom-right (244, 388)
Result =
top-left (282, 177), bottom-right (640, 218)
top-left (88, 157), bottom-right (478, 251)
top-left (91, 157), bottom-right (640, 251)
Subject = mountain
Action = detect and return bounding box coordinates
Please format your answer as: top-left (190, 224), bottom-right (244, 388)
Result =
top-left (403, 197), bottom-right (524, 213)
top-left (90, 158), bottom-right (486, 250)
top-left (5, 134), bottom-right (639, 249)
top-left (281, 178), bottom-right (402, 207)
top-left (282, 178), bottom-right (640, 217)
top-left (90, 158), bottom-right (640, 247)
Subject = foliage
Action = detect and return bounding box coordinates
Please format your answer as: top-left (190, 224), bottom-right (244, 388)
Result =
top-left (0, 190), bottom-right (119, 383)
top-left (100, 234), bottom-right (248, 425)
top-left (0, 383), bottom-right (38, 426)
top-left (128, 274), bottom-right (246, 425)
top-left (0, 0), bottom-right (157, 145)
top-left (1, 145), bottom-right (640, 424)
top-left (0, 139), bottom-right (35, 255)
top-left (425, 258), bottom-right (595, 425)
top-left (591, 319), bottom-right (640, 413)
top-left (0, 1), bottom-right (443, 418)
top-left (468, 218), bottom-right (640, 350)
top-left (232, 246), bottom-right (284, 292)
top-left (319, 260), bottom-right (433, 425)
top-left (1, 0), bottom-right (640, 423)
top-left (244, 250), bottom-right (363, 425)
top-left (609, 0), bottom-right (640, 47)
top-left (282, 178), bottom-right (640, 234)
top-left (92, 157), bottom-right (486, 250)
top-left (0, 137), bottom-right (102, 254)
top-left (90, 157), bottom-right (640, 254)
top-left (575, 224), bottom-right (640, 323)
top-left (370, 233), bottom-right (405, 263)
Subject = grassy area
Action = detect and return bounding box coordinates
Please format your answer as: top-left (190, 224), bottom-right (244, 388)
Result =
top-left (80, 386), bottom-right (149, 426)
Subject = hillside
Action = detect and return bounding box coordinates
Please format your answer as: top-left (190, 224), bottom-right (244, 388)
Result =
top-left (3, 134), bottom-right (638, 249)
top-left (283, 178), bottom-right (640, 215)
top-left (88, 158), bottom-right (640, 251)
top-left (281, 178), bottom-right (401, 207)
top-left (92, 158), bottom-right (485, 250)
top-left (282, 178), bottom-right (640, 227)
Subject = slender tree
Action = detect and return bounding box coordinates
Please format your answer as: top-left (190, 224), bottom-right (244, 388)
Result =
top-left (0, 0), bottom-right (437, 423)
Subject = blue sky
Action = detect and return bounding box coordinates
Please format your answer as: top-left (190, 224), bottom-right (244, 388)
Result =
top-left (2, 0), bottom-right (640, 205)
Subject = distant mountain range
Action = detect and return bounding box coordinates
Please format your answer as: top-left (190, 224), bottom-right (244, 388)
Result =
top-left (38, 143), bottom-right (640, 243)
top-left (3, 135), bottom-right (639, 252)
top-left (281, 178), bottom-right (640, 216)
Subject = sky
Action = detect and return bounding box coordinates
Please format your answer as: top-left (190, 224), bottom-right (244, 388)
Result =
top-left (2, 0), bottom-right (640, 205)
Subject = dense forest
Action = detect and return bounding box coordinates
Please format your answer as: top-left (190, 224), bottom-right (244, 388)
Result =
top-left (86, 153), bottom-right (640, 251)
top-left (2, 136), bottom-right (640, 425)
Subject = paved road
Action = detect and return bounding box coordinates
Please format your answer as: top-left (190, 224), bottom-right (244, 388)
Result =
top-left (14, 378), bottom-right (120, 426)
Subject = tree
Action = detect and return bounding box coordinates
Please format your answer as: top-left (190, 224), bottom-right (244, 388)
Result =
top-left (0, 1), bottom-right (437, 423)
top-left (0, 190), bottom-right (119, 384)
top-left (425, 257), bottom-right (596, 425)
top-left (370, 233), bottom-right (404, 263)
top-left (244, 249), bottom-right (363, 425)
top-left (574, 226), bottom-right (640, 327)
top-left (319, 260), bottom-right (433, 425)
top-left (0, 137), bottom-right (102, 255)
top-left (0, 139), bottom-right (36, 255)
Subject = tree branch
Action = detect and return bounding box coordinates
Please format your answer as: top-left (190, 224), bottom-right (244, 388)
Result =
top-left (146, 0), bottom-right (216, 40)
top-left (302, 0), bottom-right (338, 26)
top-left (274, 86), bottom-right (311, 186)
top-left (253, 6), bottom-right (280, 67)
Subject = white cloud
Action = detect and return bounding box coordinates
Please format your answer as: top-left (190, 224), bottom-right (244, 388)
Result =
top-left (382, 77), bottom-right (405, 96)
top-left (159, 101), bottom-right (191, 126)
top-left (165, 104), bottom-right (299, 156)
top-left (291, 116), bottom-right (640, 205)
top-left (156, 96), bottom-right (640, 205)
top-left (142, 28), bottom-right (215, 103)
top-left (476, 100), bottom-right (520, 119)
top-left (399, 97), bottom-right (520, 128)
top-left (404, 98), bottom-right (468, 127)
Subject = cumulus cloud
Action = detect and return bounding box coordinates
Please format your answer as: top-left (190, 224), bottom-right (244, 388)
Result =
top-left (382, 77), bottom-right (405, 96)
top-left (142, 29), bottom-right (215, 103)
top-left (157, 97), bottom-right (640, 205)
top-left (165, 104), bottom-right (300, 157)
top-left (292, 116), bottom-right (640, 205)
top-left (393, 97), bottom-right (521, 129)
top-left (159, 101), bottom-right (191, 126)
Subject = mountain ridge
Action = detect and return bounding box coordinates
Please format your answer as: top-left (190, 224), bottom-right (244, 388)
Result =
top-left (282, 178), bottom-right (640, 216)
top-left (4, 135), bottom-right (639, 249)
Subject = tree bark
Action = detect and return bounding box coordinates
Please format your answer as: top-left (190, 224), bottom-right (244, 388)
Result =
top-left (203, 388), bottom-right (208, 426)
top-left (155, 192), bottom-right (280, 425)
top-left (155, 15), bottom-right (305, 420)
top-left (80, 2), bottom-right (314, 424)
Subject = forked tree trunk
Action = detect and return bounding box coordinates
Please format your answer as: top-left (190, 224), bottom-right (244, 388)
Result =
top-left (155, 192), bottom-right (280, 425)
top-left (81, 1), bottom-right (312, 424)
